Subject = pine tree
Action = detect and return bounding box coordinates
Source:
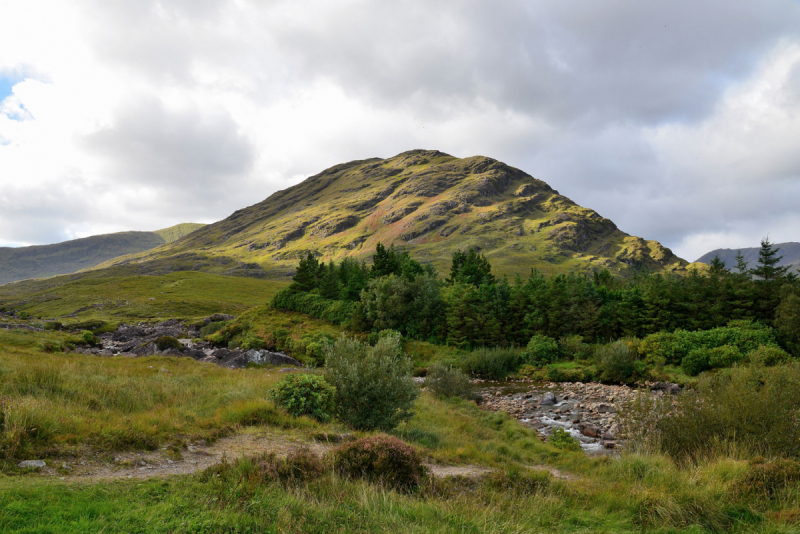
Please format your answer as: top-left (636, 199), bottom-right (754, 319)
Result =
top-left (319, 261), bottom-right (341, 300)
top-left (291, 252), bottom-right (321, 292)
top-left (750, 237), bottom-right (789, 281)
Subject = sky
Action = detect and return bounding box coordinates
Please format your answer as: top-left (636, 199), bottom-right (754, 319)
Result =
top-left (1, 1), bottom-right (800, 261)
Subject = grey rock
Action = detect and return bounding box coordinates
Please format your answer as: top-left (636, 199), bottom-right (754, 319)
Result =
top-left (18, 460), bottom-right (46, 468)
top-left (244, 349), bottom-right (302, 367)
top-left (539, 392), bottom-right (556, 405)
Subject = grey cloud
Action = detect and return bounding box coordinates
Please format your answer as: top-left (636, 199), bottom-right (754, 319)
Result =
top-left (85, 96), bottom-right (254, 195)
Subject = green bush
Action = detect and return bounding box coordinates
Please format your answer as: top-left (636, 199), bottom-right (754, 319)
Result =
top-left (324, 332), bottom-right (419, 431)
top-left (549, 427), bottom-right (582, 451)
top-left (682, 348), bottom-right (712, 376)
top-left (460, 347), bottom-right (519, 379)
top-left (595, 340), bottom-right (644, 383)
top-left (425, 363), bottom-right (474, 399)
top-left (271, 288), bottom-right (355, 325)
top-left (155, 335), bottom-right (183, 351)
top-left (268, 374), bottom-right (335, 422)
top-left (522, 335), bottom-right (561, 366)
top-left (558, 335), bottom-right (591, 360)
top-left (42, 321), bottom-right (62, 331)
top-left (199, 320), bottom-right (228, 337)
top-left (80, 330), bottom-right (100, 347)
top-left (332, 435), bottom-right (427, 491)
top-left (747, 345), bottom-right (791, 367)
top-left (707, 345), bottom-right (742, 368)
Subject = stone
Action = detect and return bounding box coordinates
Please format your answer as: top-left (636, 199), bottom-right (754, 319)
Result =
top-left (580, 425), bottom-right (600, 438)
top-left (602, 441), bottom-right (616, 449)
top-left (539, 392), bottom-right (556, 405)
top-left (18, 460), bottom-right (46, 468)
top-left (61, 462), bottom-right (72, 471)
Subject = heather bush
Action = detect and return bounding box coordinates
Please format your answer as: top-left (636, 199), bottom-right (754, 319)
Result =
top-left (425, 363), bottom-right (474, 400)
top-left (268, 373), bottom-right (335, 422)
top-left (522, 335), bottom-right (561, 366)
top-left (460, 347), bottom-right (519, 379)
top-left (324, 332), bottom-right (418, 431)
top-left (332, 435), bottom-right (427, 491)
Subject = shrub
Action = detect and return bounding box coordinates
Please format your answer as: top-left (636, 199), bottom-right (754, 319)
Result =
top-left (522, 335), bottom-right (561, 366)
top-left (199, 320), bottom-right (228, 337)
top-left (80, 330), bottom-right (100, 347)
top-left (619, 364), bottom-right (800, 460)
top-left (324, 332), bottom-right (419, 431)
top-left (682, 348), bottom-right (712, 376)
top-left (155, 335), bottom-right (183, 351)
top-left (549, 427), bottom-right (582, 452)
top-left (332, 435), bottom-right (427, 491)
top-left (268, 374), bottom-right (335, 422)
top-left (460, 347), bottom-right (519, 379)
top-left (42, 321), bottom-right (62, 331)
top-left (256, 449), bottom-right (327, 484)
top-left (271, 288), bottom-right (355, 325)
top-left (747, 345), bottom-right (791, 367)
top-left (425, 363), bottom-right (474, 399)
top-left (558, 335), bottom-right (591, 360)
top-left (707, 345), bottom-right (742, 369)
top-left (595, 340), bottom-right (645, 383)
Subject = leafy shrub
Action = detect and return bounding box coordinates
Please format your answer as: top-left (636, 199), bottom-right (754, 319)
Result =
top-left (324, 332), bottom-right (418, 431)
top-left (332, 435), bottom-right (427, 491)
top-left (733, 459), bottom-right (800, 500)
top-left (460, 347), bottom-right (519, 379)
top-left (595, 340), bottom-right (645, 383)
top-left (42, 321), bottom-right (62, 331)
top-left (269, 374), bottom-right (335, 422)
top-left (747, 345), bottom-right (791, 367)
top-left (256, 449), bottom-right (327, 484)
top-left (80, 330), bottom-right (100, 347)
top-left (640, 322), bottom-right (779, 366)
top-left (707, 345), bottom-right (742, 368)
top-left (682, 348), bottom-right (712, 376)
top-left (619, 364), bottom-right (800, 460)
top-left (39, 341), bottom-right (64, 353)
top-left (549, 427), bottom-right (582, 451)
top-left (425, 363), bottom-right (474, 399)
top-left (522, 335), bottom-right (561, 366)
top-left (155, 335), bottom-right (183, 351)
top-left (238, 331), bottom-right (266, 351)
top-left (558, 335), bottom-right (591, 360)
top-left (271, 288), bottom-right (355, 325)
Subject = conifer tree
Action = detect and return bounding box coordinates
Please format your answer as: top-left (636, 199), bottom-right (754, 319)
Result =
top-left (291, 252), bottom-right (321, 292)
top-left (319, 261), bottom-right (341, 299)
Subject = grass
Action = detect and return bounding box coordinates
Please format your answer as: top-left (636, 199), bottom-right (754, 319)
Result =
top-left (0, 270), bottom-right (288, 325)
top-left (0, 341), bottom-right (317, 461)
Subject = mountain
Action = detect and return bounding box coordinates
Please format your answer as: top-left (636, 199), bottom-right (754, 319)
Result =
top-left (0, 223), bottom-right (205, 285)
top-left (99, 150), bottom-right (687, 278)
top-left (696, 242), bottom-right (800, 273)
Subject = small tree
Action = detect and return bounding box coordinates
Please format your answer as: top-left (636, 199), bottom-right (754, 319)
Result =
top-left (291, 252), bottom-right (322, 293)
top-left (751, 237), bottom-right (789, 282)
top-left (324, 332), bottom-right (419, 431)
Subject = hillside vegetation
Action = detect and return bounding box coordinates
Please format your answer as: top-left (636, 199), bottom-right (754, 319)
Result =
top-left (102, 150), bottom-right (688, 278)
top-left (0, 223), bottom-right (205, 285)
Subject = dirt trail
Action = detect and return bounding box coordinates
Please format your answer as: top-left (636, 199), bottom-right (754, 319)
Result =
top-left (23, 429), bottom-right (574, 483)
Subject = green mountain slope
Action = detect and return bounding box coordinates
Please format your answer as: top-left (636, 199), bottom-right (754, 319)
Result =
top-left (104, 150), bottom-right (687, 277)
top-left (0, 223), bottom-right (205, 285)
top-left (696, 242), bottom-right (800, 273)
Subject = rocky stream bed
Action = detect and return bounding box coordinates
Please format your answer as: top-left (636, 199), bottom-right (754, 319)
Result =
top-left (478, 380), bottom-right (681, 454)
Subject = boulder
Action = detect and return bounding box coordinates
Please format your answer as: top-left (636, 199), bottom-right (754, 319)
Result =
top-left (579, 424), bottom-right (600, 438)
top-left (539, 392), bottom-right (556, 405)
top-left (244, 350), bottom-right (302, 367)
top-left (18, 460), bottom-right (46, 469)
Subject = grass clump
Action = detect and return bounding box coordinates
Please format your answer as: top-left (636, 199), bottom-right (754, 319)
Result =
top-left (155, 335), bottom-right (182, 351)
top-left (549, 427), bottom-right (582, 452)
top-left (425, 362), bottom-right (474, 399)
top-left (332, 435), bottom-right (428, 491)
top-left (268, 373), bottom-right (335, 422)
top-left (324, 332), bottom-right (418, 431)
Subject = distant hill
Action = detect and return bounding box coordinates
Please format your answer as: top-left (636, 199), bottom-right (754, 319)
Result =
top-left (696, 242), bottom-right (800, 273)
top-left (101, 150), bottom-right (687, 278)
top-left (0, 223), bottom-right (205, 285)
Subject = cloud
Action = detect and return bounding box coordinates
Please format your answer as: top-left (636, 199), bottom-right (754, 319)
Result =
top-left (0, 0), bottom-right (799, 261)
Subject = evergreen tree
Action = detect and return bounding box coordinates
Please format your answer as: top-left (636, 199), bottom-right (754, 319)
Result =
top-left (319, 261), bottom-right (341, 300)
top-left (291, 252), bottom-right (321, 292)
top-left (750, 237), bottom-right (789, 281)
top-left (447, 248), bottom-right (495, 287)
top-left (734, 250), bottom-right (749, 275)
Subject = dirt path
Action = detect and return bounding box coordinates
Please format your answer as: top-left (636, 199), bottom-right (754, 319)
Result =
top-left (22, 429), bottom-right (573, 483)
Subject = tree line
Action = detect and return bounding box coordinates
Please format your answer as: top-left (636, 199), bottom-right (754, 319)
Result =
top-left (272, 239), bottom-right (799, 354)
